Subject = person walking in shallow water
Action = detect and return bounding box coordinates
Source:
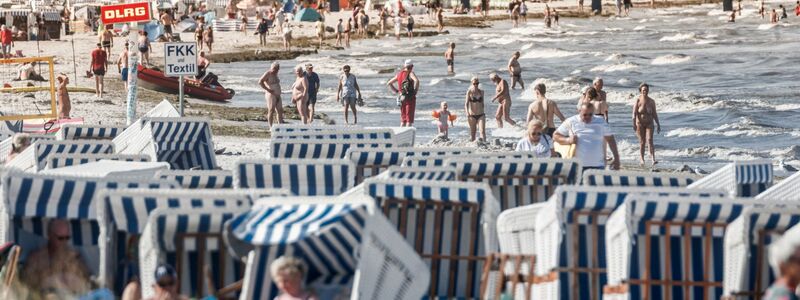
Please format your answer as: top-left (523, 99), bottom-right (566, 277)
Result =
top-left (508, 51), bottom-right (524, 90)
top-left (633, 83), bottom-right (661, 166)
top-left (444, 42), bottom-right (455, 74)
top-left (490, 73), bottom-right (516, 128)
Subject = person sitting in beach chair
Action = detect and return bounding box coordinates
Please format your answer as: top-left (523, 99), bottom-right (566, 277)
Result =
top-left (21, 219), bottom-right (92, 298)
top-left (271, 256), bottom-right (320, 300)
top-left (143, 264), bottom-right (189, 300)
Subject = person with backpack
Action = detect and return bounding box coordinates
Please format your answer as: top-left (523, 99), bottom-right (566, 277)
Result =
top-left (386, 60), bottom-right (420, 127)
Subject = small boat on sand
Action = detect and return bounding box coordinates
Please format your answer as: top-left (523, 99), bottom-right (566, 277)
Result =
top-left (136, 65), bottom-right (235, 102)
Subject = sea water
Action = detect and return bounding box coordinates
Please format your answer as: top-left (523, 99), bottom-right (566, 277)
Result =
top-left (215, 4), bottom-right (800, 172)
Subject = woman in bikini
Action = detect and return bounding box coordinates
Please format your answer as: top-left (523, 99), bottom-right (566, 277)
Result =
top-left (632, 83), bottom-right (661, 166)
top-left (465, 77), bottom-right (487, 142)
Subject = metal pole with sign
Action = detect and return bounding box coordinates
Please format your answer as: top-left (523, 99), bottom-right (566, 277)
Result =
top-left (99, 2), bottom-right (152, 125)
top-left (164, 42), bottom-right (197, 117)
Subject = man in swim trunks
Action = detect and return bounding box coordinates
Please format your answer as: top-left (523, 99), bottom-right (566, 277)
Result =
top-left (116, 42), bottom-right (129, 91)
top-left (337, 65), bottom-right (362, 124)
top-left (99, 28), bottom-right (113, 59)
top-left (507, 51), bottom-right (524, 90)
top-left (444, 42), bottom-right (455, 74)
top-left (526, 83), bottom-right (566, 137)
top-left (490, 73), bottom-right (516, 128)
top-left (160, 10), bottom-right (175, 42)
top-left (632, 83), bottom-right (661, 166)
top-left (305, 63), bottom-right (320, 124)
top-left (593, 77), bottom-right (609, 122)
top-left (387, 60), bottom-right (420, 127)
top-left (258, 62), bottom-right (284, 126)
top-left (90, 43), bottom-right (106, 98)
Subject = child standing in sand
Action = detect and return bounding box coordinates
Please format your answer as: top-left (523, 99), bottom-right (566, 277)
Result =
top-left (433, 101), bottom-right (455, 138)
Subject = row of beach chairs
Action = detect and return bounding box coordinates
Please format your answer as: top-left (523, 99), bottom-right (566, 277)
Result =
top-left (1, 103), bottom-right (796, 300)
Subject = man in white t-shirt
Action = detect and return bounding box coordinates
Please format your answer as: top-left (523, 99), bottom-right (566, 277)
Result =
top-left (554, 103), bottom-right (620, 170)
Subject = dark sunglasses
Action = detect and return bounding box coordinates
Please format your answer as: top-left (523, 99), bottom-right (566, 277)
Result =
top-left (57, 235), bottom-right (70, 241)
top-left (530, 132), bottom-right (542, 136)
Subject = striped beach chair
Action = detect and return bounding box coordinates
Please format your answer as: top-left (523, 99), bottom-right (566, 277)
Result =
top-left (235, 158), bottom-right (355, 196)
top-left (269, 139), bottom-right (395, 159)
top-left (400, 151), bottom-right (543, 168)
top-left (506, 186), bottom-right (725, 300)
top-left (96, 188), bottom-right (288, 292)
top-left (139, 207), bottom-right (250, 299)
top-left (113, 117), bottom-right (218, 170)
top-left (270, 124), bottom-right (363, 133)
top-left (689, 160), bottom-right (774, 197)
top-left (382, 166), bottom-right (458, 181)
top-left (4, 140), bottom-right (115, 172)
top-left (42, 160), bottom-right (170, 181)
top-left (448, 157), bottom-right (582, 210)
top-left (604, 194), bottom-right (754, 300)
top-left (144, 100), bottom-right (181, 118)
top-left (723, 205), bottom-right (800, 299)
top-left (156, 169), bottom-right (235, 189)
top-left (211, 19), bottom-right (258, 32)
top-left (363, 178), bottom-right (501, 299)
top-left (345, 147), bottom-right (473, 183)
top-left (0, 170), bottom-right (177, 288)
top-left (229, 198), bottom-right (429, 300)
top-left (756, 171), bottom-right (800, 200)
top-left (0, 133), bottom-right (54, 165)
top-left (272, 128), bottom-right (395, 142)
top-left (582, 169), bottom-right (699, 187)
top-left (47, 153), bottom-right (151, 169)
top-left (57, 124), bottom-right (126, 140)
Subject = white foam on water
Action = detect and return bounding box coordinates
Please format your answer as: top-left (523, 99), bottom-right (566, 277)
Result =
top-left (633, 25), bottom-right (646, 31)
top-left (605, 27), bottom-right (624, 32)
top-left (490, 125), bottom-right (526, 139)
top-left (617, 78), bottom-right (633, 86)
top-left (590, 62), bottom-right (639, 73)
top-left (563, 31), bottom-right (599, 36)
top-left (659, 32), bottom-right (697, 42)
top-left (605, 53), bottom-right (624, 61)
top-left (775, 103), bottom-right (800, 111)
top-left (651, 54), bottom-right (692, 65)
top-left (521, 43), bottom-right (535, 51)
top-left (571, 69), bottom-right (582, 75)
top-left (521, 48), bottom-right (584, 59)
top-left (758, 24), bottom-right (778, 30)
top-left (707, 9), bottom-right (728, 16)
top-left (519, 77), bottom-right (581, 102)
top-left (694, 39), bottom-right (717, 45)
top-left (677, 17), bottom-right (697, 23)
top-left (486, 37), bottom-right (516, 45)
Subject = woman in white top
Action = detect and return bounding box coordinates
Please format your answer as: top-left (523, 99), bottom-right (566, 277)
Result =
top-left (515, 120), bottom-right (555, 158)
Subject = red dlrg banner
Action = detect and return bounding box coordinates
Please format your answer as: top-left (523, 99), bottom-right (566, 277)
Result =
top-left (100, 2), bottom-right (151, 24)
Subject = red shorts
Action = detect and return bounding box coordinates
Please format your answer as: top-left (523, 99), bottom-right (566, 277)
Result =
top-left (400, 96), bottom-right (416, 124)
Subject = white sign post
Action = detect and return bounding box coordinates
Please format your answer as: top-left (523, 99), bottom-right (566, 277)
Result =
top-left (164, 42), bottom-right (198, 117)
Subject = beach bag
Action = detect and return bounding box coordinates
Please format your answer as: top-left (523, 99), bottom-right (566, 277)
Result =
top-left (400, 74), bottom-right (414, 99)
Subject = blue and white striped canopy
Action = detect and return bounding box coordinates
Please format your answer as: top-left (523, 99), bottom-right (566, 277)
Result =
top-left (114, 117), bottom-right (217, 170)
top-left (400, 151), bottom-right (542, 168)
top-left (528, 186), bottom-right (726, 300)
top-left (235, 158), bottom-right (354, 196)
top-left (756, 171), bottom-right (800, 201)
top-left (156, 169), bottom-right (234, 189)
top-left (6, 140), bottom-right (115, 172)
top-left (689, 160), bottom-right (774, 197)
top-left (723, 204), bottom-right (800, 297)
top-left (605, 194), bottom-right (752, 300)
top-left (47, 153), bottom-right (151, 169)
top-left (99, 188), bottom-right (283, 234)
top-left (272, 128), bottom-right (394, 142)
top-left (383, 166), bottom-right (457, 181)
top-left (582, 169), bottom-right (698, 187)
top-left (269, 140), bottom-right (395, 159)
top-left (139, 207), bottom-right (248, 299)
top-left (58, 124), bottom-right (125, 140)
top-left (346, 147), bottom-right (472, 182)
top-left (270, 124), bottom-right (363, 133)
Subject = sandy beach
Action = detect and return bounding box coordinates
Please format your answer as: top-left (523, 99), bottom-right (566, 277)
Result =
top-left (3, 0), bottom-right (727, 170)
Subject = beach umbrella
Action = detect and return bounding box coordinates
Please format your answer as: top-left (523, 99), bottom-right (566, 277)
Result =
top-left (293, 7), bottom-right (320, 22)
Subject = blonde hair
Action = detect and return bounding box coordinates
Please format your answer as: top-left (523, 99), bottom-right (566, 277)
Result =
top-left (270, 256), bottom-right (307, 280)
top-left (527, 120), bottom-right (544, 133)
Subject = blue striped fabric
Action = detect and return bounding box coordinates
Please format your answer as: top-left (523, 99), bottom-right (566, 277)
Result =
top-left (114, 118), bottom-right (218, 170)
top-left (47, 153), bottom-right (151, 169)
top-left (58, 124), bottom-right (125, 140)
top-left (139, 207), bottom-right (248, 299)
top-left (231, 203), bottom-right (368, 300)
top-left (97, 188), bottom-right (285, 291)
top-left (400, 151), bottom-right (544, 168)
top-left (384, 166), bottom-right (457, 181)
top-left (272, 129), bottom-right (394, 141)
top-left (270, 124), bottom-right (363, 133)
top-left (582, 169), bottom-right (698, 187)
top-left (0, 133), bottom-right (54, 164)
top-left (689, 161), bottom-right (774, 197)
top-left (6, 140), bottom-right (115, 171)
top-left (235, 158), bottom-right (354, 196)
top-left (529, 186), bottom-right (726, 300)
top-left (156, 170), bottom-right (234, 189)
top-left (363, 178), bottom-right (500, 299)
top-left (756, 171), bottom-right (800, 201)
top-left (605, 195), bottom-right (753, 300)
top-left (447, 157), bottom-right (581, 210)
top-left (345, 147), bottom-right (473, 183)
top-left (270, 140), bottom-right (395, 159)
top-left (212, 19), bottom-right (259, 32)
top-left (722, 205), bottom-right (800, 298)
